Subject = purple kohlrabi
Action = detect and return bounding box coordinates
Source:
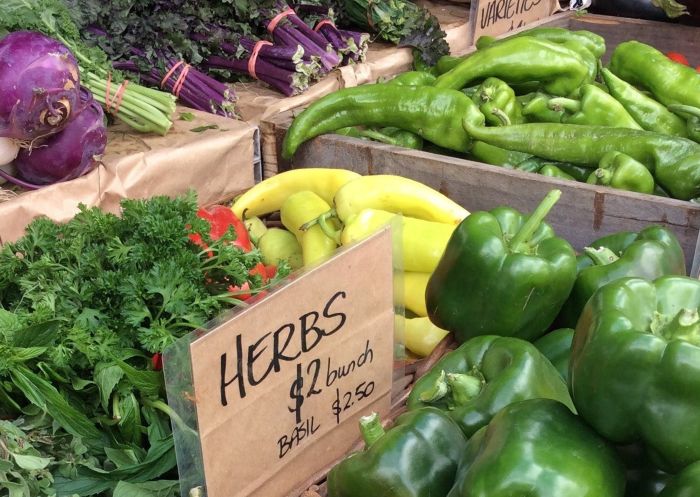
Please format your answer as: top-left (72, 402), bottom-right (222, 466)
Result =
top-left (0, 31), bottom-right (82, 142)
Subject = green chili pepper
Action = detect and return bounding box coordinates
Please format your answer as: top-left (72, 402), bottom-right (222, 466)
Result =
top-left (426, 190), bottom-right (577, 342)
top-left (434, 37), bottom-right (592, 96)
top-left (548, 84), bottom-right (643, 129)
top-left (570, 275), bottom-right (700, 472)
top-left (668, 104), bottom-right (700, 143)
top-left (462, 121), bottom-right (700, 200)
top-left (446, 399), bottom-right (625, 497)
top-left (586, 151), bottom-right (656, 194)
top-left (407, 335), bottom-right (574, 437)
top-left (476, 27), bottom-right (606, 59)
top-left (601, 68), bottom-right (688, 137)
top-left (435, 54), bottom-right (462, 74)
top-left (558, 225), bottom-right (686, 328)
top-left (610, 41), bottom-right (700, 109)
top-left (327, 408), bottom-right (467, 497)
top-left (387, 70), bottom-right (437, 86)
top-left (379, 127), bottom-right (424, 149)
top-left (539, 164), bottom-right (576, 180)
top-left (519, 92), bottom-right (564, 123)
top-left (659, 460), bottom-right (700, 497)
top-left (533, 328), bottom-right (574, 382)
top-left (473, 77), bottom-right (524, 126)
top-left (283, 84), bottom-right (485, 158)
top-left (469, 141), bottom-right (533, 167)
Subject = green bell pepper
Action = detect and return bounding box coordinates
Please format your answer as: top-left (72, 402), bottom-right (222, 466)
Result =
top-left (659, 460), bottom-right (700, 497)
top-left (406, 335), bottom-right (574, 437)
top-left (618, 444), bottom-right (671, 497)
top-left (446, 398), bottom-right (625, 497)
top-left (548, 84), bottom-right (643, 129)
top-left (601, 68), bottom-right (688, 137)
top-left (327, 408), bottom-right (467, 497)
top-left (462, 121), bottom-right (700, 200)
top-left (434, 37), bottom-right (592, 97)
top-left (558, 225), bottom-right (686, 328)
top-left (586, 150), bottom-right (656, 194)
top-left (473, 77), bottom-right (523, 126)
top-left (426, 190), bottom-right (577, 342)
top-left (570, 275), bottom-right (700, 472)
top-left (533, 328), bottom-right (574, 381)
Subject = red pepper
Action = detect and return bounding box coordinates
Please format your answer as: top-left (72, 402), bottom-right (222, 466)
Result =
top-left (667, 51), bottom-right (690, 66)
top-left (189, 205), bottom-right (252, 252)
top-left (151, 353), bottom-right (163, 371)
top-left (228, 263), bottom-right (277, 301)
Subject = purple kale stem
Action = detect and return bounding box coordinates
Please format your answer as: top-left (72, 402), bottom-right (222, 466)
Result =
top-left (319, 25), bottom-right (349, 53)
top-left (239, 37), bottom-right (304, 63)
top-left (272, 26), bottom-right (336, 71)
top-left (203, 58), bottom-right (299, 96)
top-left (286, 14), bottom-right (332, 53)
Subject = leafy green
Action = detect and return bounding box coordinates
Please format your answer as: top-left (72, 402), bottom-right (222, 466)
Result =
top-left (0, 192), bottom-right (283, 495)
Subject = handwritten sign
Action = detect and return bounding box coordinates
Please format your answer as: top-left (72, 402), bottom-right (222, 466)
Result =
top-left (189, 228), bottom-right (395, 497)
top-left (468, 0), bottom-right (559, 45)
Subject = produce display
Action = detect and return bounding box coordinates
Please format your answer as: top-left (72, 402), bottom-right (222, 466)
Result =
top-left (282, 27), bottom-right (700, 200)
top-left (3, 7), bottom-right (700, 497)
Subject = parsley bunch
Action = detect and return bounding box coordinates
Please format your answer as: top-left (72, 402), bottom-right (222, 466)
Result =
top-left (0, 192), bottom-right (279, 496)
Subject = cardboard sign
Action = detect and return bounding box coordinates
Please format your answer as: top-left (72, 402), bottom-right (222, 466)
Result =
top-left (189, 228), bottom-right (395, 497)
top-left (468, 0), bottom-right (559, 44)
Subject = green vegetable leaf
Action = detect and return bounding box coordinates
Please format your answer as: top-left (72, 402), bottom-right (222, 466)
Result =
top-left (10, 453), bottom-right (51, 471)
top-left (104, 448), bottom-right (140, 468)
top-left (190, 124), bottom-right (219, 132)
top-left (178, 112), bottom-right (196, 121)
top-left (10, 366), bottom-right (102, 445)
top-left (54, 475), bottom-right (114, 496)
top-left (117, 361), bottom-right (163, 397)
top-left (12, 321), bottom-right (60, 348)
top-left (113, 480), bottom-right (180, 497)
top-left (95, 364), bottom-right (125, 412)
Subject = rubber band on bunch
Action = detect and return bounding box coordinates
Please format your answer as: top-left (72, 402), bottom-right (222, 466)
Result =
top-left (314, 19), bottom-right (335, 32)
top-left (105, 73), bottom-right (130, 114)
top-left (267, 8), bottom-right (296, 33)
top-left (248, 40), bottom-right (273, 80)
top-left (160, 61), bottom-right (191, 97)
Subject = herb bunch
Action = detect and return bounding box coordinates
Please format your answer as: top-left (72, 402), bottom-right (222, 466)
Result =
top-left (0, 192), bottom-right (283, 496)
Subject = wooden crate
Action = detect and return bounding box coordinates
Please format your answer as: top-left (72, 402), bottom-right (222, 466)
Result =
top-left (260, 13), bottom-right (700, 272)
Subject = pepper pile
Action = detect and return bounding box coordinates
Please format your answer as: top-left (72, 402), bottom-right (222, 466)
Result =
top-left (283, 27), bottom-right (700, 201)
top-left (326, 187), bottom-right (700, 497)
top-left (231, 168), bottom-right (469, 358)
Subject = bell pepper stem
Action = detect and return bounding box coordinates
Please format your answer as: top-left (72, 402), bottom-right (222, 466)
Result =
top-left (446, 372), bottom-right (483, 405)
top-left (418, 370), bottom-right (449, 403)
top-left (548, 97), bottom-right (581, 114)
top-left (583, 246), bottom-right (620, 266)
top-left (491, 108), bottom-right (512, 126)
top-left (509, 190), bottom-right (561, 252)
top-left (359, 412), bottom-right (385, 448)
top-left (650, 308), bottom-right (700, 345)
top-left (667, 104), bottom-right (700, 119)
top-left (592, 168), bottom-right (613, 185)
top-left (302, 209), bottom-right (342, 244)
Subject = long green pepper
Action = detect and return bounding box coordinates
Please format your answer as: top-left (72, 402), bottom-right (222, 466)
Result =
top-left (463, 122), bottom-right (700, 200)
top-left (282, 84), bottom-right (484, 158)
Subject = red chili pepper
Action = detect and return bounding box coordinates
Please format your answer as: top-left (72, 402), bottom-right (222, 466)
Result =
top-left (151, 353), bottom-right (163, 371)
top-left (667, 51), bottom-right (690, 66)
top-left (697, 66), bottom-right (700, 73)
